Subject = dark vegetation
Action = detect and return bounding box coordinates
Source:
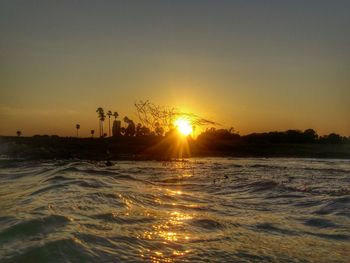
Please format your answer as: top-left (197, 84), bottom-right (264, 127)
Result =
top-left (4, 102), bottom-right (349, 160)
top-left (1, 128), bottom-right (349, 160)
top-left (195, 128), bottom-right (350, 159)
top-left (198, 128), bottom-right (349, 145)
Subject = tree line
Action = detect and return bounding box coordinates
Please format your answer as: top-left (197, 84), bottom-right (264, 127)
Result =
top-left (90, 107), bottom-right (167, 138)
top-left (14, 102), bottom-right (349, 145)
top-left (197, 128), bottom-right (350, 144)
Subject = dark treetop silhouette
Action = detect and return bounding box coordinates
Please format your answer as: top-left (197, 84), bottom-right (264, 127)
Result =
top-left (5, 102), bottom-right (350, 160)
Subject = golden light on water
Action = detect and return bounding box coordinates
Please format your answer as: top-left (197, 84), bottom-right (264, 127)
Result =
top-left (138, 185), bottom-right (194, 262)
top-left (139, 209), bottom-right (193, 262)
top-left (174, 117), bottom-right (193, 136)
top-left (140, 210), bottom-right (193, 242)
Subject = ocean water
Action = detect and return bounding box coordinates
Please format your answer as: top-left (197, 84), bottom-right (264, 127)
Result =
top-left (0, 158), bottom-right (349, 262)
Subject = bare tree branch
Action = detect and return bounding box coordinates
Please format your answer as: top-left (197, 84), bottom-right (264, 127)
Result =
top-left (134, 100), bottom-right (219, 132)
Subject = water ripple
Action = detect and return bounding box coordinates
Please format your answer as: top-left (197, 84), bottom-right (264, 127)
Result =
top-left (0, 158), bottom-right (349, 262)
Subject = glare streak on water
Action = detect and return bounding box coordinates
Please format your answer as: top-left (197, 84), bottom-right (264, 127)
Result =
top-left (0, 158), bottom-right (349, 262)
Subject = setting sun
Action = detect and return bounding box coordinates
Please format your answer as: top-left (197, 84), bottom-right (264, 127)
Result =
top-left (174, 118), bottom-right (192, 136)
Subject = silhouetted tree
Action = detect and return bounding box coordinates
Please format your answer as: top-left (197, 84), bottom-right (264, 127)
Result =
top-left (154, 122), bottom-right (164, 136)
top-left (141, 126), bottom-right (151, 136)
top-left (134, 100), bottom-right (218, 134)
top-left (16, 131), bottom-right (22, 137)
top-left (198, 128), bottom-right (240, 140)
top-left (242, 129), bottom-right (316, 144)
top-left (96, 107), bottom-right (105, 137)
top-left (111, 112), bottom-right (121, 136)
top-left (123, 116), bottom-right (129, 124)
top-left (120, 127), bottom-right (126, 136)
top-left (284, 130), bottom-right (303, 143)
top-left (91, 130), bottom-right (95, 138)
top-left (123, 116), bottom-right (135, 136)
top-left (135, 123), bottom-right (151, 136)
top-left (76, 124), bottom-right (80, 137)
top-left (136, 123), bottom-right (142, 136)
top-left (107, 110), bottom-right (112, 137)
top-left (303, 129), bottom-right (318, 143)
top-left (320, 133), bottom-right (342, 144)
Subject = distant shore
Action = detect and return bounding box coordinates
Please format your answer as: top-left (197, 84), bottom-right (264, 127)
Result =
top-left (1, 136), bottom-right (350, 160)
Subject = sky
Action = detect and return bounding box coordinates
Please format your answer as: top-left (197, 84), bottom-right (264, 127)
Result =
top-left (1, 0), bottom-right (349, 137)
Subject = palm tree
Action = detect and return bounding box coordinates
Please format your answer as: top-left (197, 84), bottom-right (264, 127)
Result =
top-left (91, 129), bottom-right (95, 138)
top-left (16, 131), bottom-right (22, 137)
top-left (96, 107), bottom-right (105, 137)
top-left (100, 114), bottom-right (105, 137)
top-left (107, 110), bottom-right (112, 137)
top-left (111, 112), bottom-right (119, 137)
top-left (76, 124), bottom-right (80, 137)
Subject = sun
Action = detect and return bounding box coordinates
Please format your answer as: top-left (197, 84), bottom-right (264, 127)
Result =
top-left (174, 117), bottom-right (193, 136)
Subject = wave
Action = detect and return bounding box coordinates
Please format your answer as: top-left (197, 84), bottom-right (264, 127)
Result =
top-left (1, 238), bottom-right (93, 263)
top-left (303, 218), bottom-right (339, 228)
top-left (1, 158), bottom-right (350, 262)
top-left (0, 215), bottom-right (70, 243)
top-left (314, 196), bottom-right (350, 217)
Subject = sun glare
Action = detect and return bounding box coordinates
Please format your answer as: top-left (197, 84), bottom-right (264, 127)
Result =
top-left (174, 118), bottom-right (192, 136)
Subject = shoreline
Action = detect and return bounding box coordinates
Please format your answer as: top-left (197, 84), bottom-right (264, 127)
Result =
top-left (1, 136), bottom-right (350, 161)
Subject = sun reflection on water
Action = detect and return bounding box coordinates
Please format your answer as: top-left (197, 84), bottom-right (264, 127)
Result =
top-left (131, 161), bottom-right (198, 261)
top-left (138, 209), bottom-right (193, 262)
top-left (140, 211), bottom-right (193, 241)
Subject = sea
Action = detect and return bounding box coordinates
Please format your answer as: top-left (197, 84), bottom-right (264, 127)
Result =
top-left (0, 158), bottom-right (349, 262)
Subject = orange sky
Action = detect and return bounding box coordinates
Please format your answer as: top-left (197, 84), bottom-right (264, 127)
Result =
top-left (1, 1), bottom-right (349, 137)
